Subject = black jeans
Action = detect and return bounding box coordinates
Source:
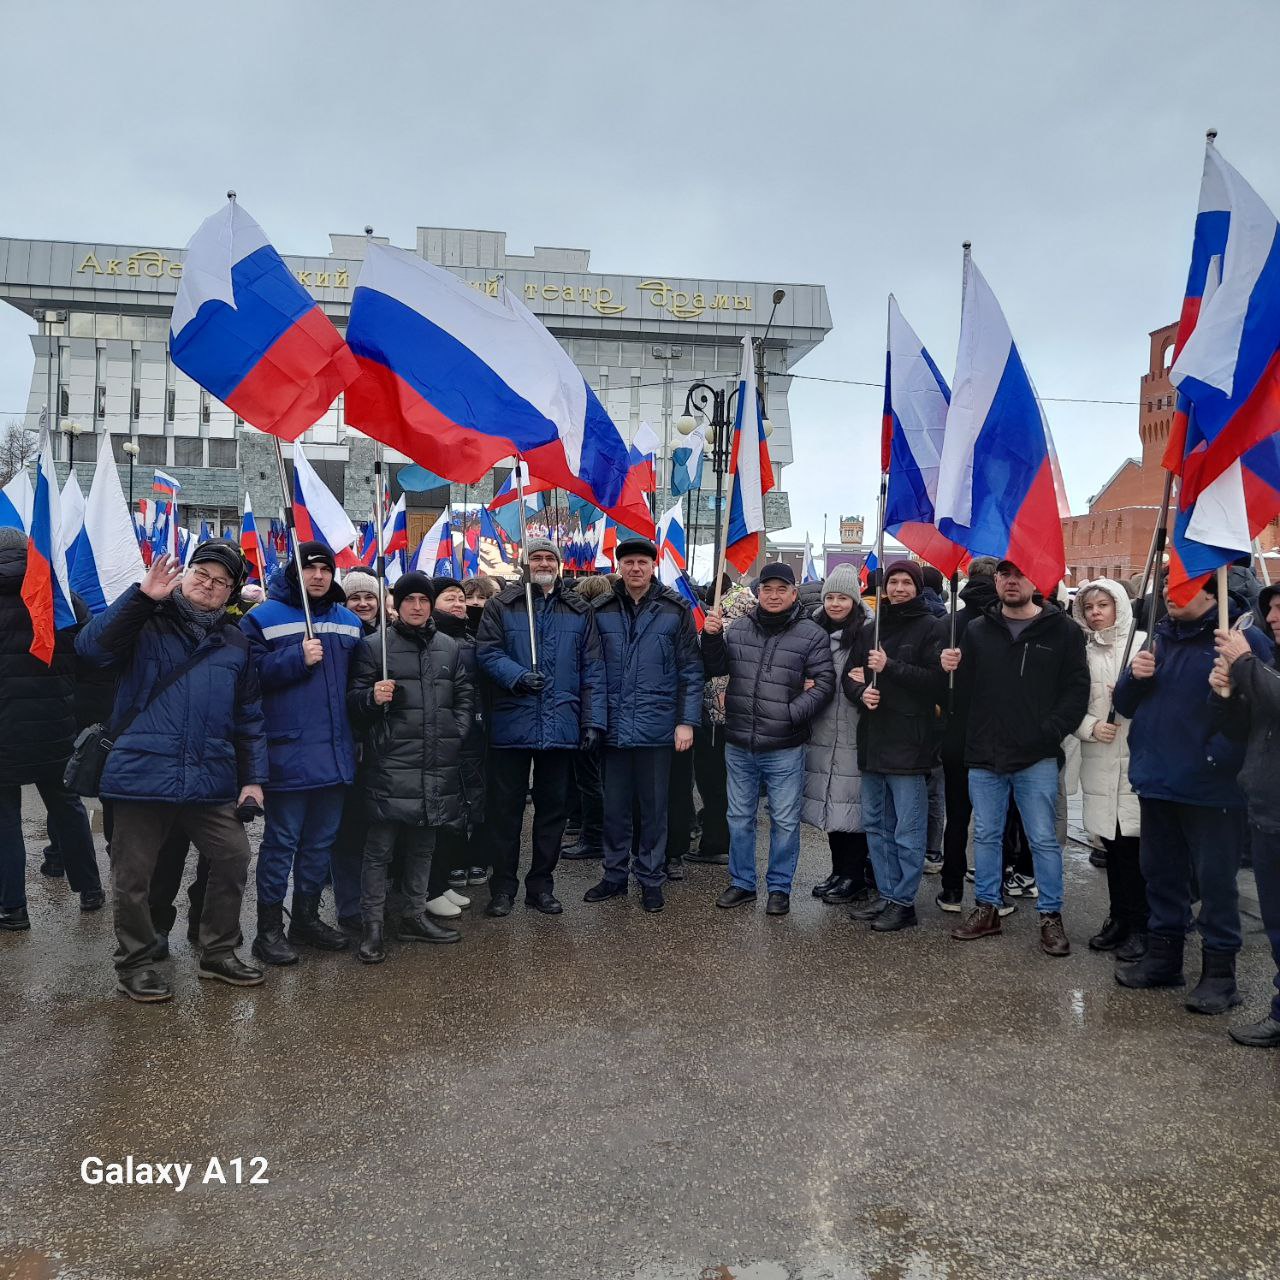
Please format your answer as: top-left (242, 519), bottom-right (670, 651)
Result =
top-left (429, 826), bottom-right (468, 898)
top-left (487, 749), bottom-right (574, 899)
top-left (1249, 824), bottom-right (1280, 1021)
top-left (602, 745), bottom-right (671, 889)
top-left (571, 746), bottom-right (604, 851)
top-left (828, 829), bottom-right (871, 889)
top-left (666, 745), bottom-right (695, 862)
top-left (693, 724), bottom-right (729, 857)
top-left (147, 828), bottom-right (209, 935)
top-left (941, 755), bottom-right (970, 897)
top-left (362, 823), bottom-right (434, 923)
top-left (1101, 832), bottom-right (1148, 929)
top-left (0, 765), bottom-right (101, 909)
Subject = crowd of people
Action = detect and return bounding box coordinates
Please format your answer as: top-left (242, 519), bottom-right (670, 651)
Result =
top-left (2, 522), bottom-right (1278, 1050)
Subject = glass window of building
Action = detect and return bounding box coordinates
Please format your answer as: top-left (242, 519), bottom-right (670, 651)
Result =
top-left (208, 439), bottom-right (237, 469)
top-left (174, 438), bottom-right (203, 468)
top-left (137, 436), bottom-right (167, 467)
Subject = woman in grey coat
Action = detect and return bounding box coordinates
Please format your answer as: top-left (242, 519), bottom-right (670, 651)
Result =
top-left (802, 565), bottom-right (873, 906)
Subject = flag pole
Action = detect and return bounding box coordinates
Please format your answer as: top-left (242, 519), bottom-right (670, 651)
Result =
top-left (871, 294), bottom-right (893, 690)
top-left (713, 465), bottom-right (738, 612)
top-left (513, 455), bottom-right (539, 671)
top-left (1217, 564), bottom-right (1230, 631)
top-left (947, 570), bottom-right (960, 710)
top-left (373, 445), bottom-right (389, 680)
top-left (1254, 538), bottom-right (1272, 587)
top-left (271, 438), bottom-right (314, 640)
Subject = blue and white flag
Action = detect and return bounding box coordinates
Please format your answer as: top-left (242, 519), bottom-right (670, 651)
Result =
top-left (670, 422), bottom-right (707, 496)
top-left (801, 536), bottom-right (820, 585)
top-left (0, 467), bottom-right (34, 532)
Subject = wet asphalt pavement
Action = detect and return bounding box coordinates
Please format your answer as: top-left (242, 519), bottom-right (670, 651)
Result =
top-left (3, 795), bottom-right (1280, 1280)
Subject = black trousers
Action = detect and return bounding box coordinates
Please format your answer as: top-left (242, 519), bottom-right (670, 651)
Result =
top-left (429, 826), bottom-right (468, 898)
top-left (693, 725), bottom-right (729, 857)
top-left (572, 746), bottom-right (604, 850)
top-left (666, 745), bottom-right (695, 862)
top-left (147, 829), bottom-right (210, 935)
top-left (362, 822), bottom-right (434, 922)
top-left (0, 764), bottom-right (101, 909)
top-left (941, 755), bottom-right (971, 896)
top-left (1250, 824), bottom-right (1280, 1021)
top-left (1101, 832), bottom-right (1148, 929)
top-left (488, 749), bottom-right (573, 899)
top-left (828, 829), bottom-right (872, 889)
top-left (602, 745), bottom-right (671, 889)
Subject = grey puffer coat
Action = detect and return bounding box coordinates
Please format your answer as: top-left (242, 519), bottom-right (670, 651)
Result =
top-left (802, 605), bottom-right (866, 833)
top-left (347, 618), bottom-right (474, 829)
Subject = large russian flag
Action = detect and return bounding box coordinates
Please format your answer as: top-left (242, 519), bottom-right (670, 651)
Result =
top-left (170, 199), bottom-right (359, 442)
top-left (344, 242), bottom-right (655, 537)
top-left (934, 253), bottom-right (1069, 594)
top-left (724, 336), bottom-right (774, 573)
top-left (21, 429), bottom-right (77, 663)
top-left (883, 296), bottom-right (970, 578)
top-left (68, 432), bottom-right (144, 614)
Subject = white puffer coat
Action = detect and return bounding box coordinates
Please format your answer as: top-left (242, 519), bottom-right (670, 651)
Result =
top-left (1070, 579), bottom-right (1144, 839)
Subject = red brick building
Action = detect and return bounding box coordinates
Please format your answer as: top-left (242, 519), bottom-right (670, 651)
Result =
top-left (1062, 322), bottom-right (1280, 586)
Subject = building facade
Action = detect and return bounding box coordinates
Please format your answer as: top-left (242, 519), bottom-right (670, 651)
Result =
top-left (0, 227), bottom-right (831, 552)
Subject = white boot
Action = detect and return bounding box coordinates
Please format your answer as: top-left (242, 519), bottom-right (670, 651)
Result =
top-left (425, 895), bottom-right (462, 919)
top-left (444, 889), bottom-right (471, 909)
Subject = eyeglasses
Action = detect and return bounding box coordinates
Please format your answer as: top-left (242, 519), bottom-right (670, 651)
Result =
top-left (188, 566), bottom-right (233, 591)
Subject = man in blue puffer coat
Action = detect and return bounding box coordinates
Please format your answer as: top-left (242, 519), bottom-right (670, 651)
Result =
top-left (476, 538), bottom-right (607, 917)
top-left (76, 543), bottom-right (268, 1003)
top-left (1113, 574), bottom-right (1274, 1014)
top-left (584, 538), bottom-right (702, 913)
top-left (239, 541), bottom-right (363, 965)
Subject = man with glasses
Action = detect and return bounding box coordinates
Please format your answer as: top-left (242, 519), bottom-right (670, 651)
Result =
top-left (77, 543), bottom-right (268, 1002)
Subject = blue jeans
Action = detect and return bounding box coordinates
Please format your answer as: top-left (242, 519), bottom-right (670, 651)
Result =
top-left (862, 772), bottom-right (929, 907)
top-left (257, 785), bottom-right (347, 906)
top-left (725, 744), bottom-right (805, 895)
top-left (969, 760), bottom-right (1064, 913)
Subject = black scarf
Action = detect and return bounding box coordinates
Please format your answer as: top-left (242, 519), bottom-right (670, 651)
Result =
top-left (756, 602), bottom-right (798, 633)
top-left (434, 611), bottom-right (468, 640)
top-left (815, 605), bottom-right (861, 649)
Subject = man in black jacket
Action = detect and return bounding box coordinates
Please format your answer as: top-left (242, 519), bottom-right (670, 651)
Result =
top-left (701, 563), bottom-right (835, 915)
top-left (1211, 584), bottom-right (1280, 1047)
top-left (845, 560), bottom-right (945, 932)
top-left (941, 559), bottom-right (1089, 956)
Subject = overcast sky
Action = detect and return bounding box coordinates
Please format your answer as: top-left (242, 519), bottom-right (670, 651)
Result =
top-left (3, 0), bottom-right (1278, 542)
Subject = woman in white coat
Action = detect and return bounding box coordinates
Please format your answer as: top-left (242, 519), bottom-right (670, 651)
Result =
top-left (1072, 579), bottom-right (1149, 961)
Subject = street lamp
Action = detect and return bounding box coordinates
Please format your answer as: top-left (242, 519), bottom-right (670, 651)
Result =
top-left (60, 420), bottom-right (85, 474)
top-left (122, 439), bottom-right (140, 508)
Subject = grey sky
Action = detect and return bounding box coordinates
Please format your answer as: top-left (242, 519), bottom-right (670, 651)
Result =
top-left (3, 0), bottom-right (1278, 542)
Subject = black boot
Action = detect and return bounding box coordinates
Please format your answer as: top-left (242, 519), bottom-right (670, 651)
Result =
top-left (399, 913), bottom-right (461, 944)
top-left (357, 921), bottom-right (385, 964)
top-left (822, 877), bottom-right (861, 904)
top-left (1185, 948), bottom-right (1244, 1015)
top-left (287, 893), bottom-right (350, 951)
top-left (252, 902), bottom-right (300, 967)
top-left (1115, 932), bottom-right (1184, 989)
top-left (198, 953), bottom-right (266, 986)
top-left (1115, 929), bottom-right (1148, 963)
top-left (1088, 916), bottom-right (1129, 951)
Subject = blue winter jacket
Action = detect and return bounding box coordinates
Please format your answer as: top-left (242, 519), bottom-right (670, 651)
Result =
top-left (1112, 605), bottom-right (1274, 808)
top-left (476, 580), bottom-right (607, 750)
top-left (239, 569), bottom-right (363, 791)
top-left (592, 579), bottom-right (704, 748)
top-left (75, 586), bottom-right (268, 804)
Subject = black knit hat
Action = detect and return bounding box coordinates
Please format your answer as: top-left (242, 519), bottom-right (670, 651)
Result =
top-left (432, 574), bottom-right (466, 598)
top-left (393, 571), bottom-right (435, 610)
top-left (295, 540), bottom-right (336, 572)
top-left (884, 558), bottom-right (924, 595)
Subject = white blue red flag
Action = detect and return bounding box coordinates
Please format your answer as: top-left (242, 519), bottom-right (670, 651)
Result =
top-left (491, 461), bottom-right (555, 510)
top-left (934, 253), bottom-right (1068, 594)
top-left (291, 443), bottom-right (359, 568)
top-left (658, 549), bottom-right (706, 631)
top-left (724, 336), bottom-right (774, 572)
top-left (169, 199), bottom-right (358, 441)
top-left (381, 493), bottom-right (408, 557)
top-left (60, 470), bottom-right (85, 562)
top-left (882, 296), bottom-right (970, 577)
top-left (241, 494), bottom-right (268, 584)
top-left (478, 505), bottom-right (510, 564)
top-left (152, 470), bottom-right (181, 500)
top-left (802, 536), bottom-right (820, 585)
top-left (628, 421), bottom-right (660, 494)
top-left (859, 551), bottom-right (878, 594)
top-left (657, 500), bottom-right (688, 571)
top-left (1, 467), bottom-right (33, 533)
top-left (21, 427), bottom-right (77, 662)
top-left (68, 432), bottom-right (144, 613)
top-left (344, 242), bottom-right (655, 536)
top-left (1164, 142), bottom-right (1280, 602)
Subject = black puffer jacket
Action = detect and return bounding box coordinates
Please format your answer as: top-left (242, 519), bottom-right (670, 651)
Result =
top-left (1219, 586), bottom-right (1280, 833)
top-left (347, 618), bottom-right (474, 829)
top-left (434, 609), bottom-right (487, 827)
top-left (700, 601), bottom-right (835, 752)
top-left (0, 544), bottom-right (88, 785)
top-left (844, 597), bottom-right (946, 774)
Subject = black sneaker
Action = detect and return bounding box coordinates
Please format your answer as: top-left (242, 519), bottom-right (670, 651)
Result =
top-left (39, 849), bottom-right (65, 878)
top-left (935, 887), bottom-right (964, 913)
top-left (467, 867), bottom-right (490, 886)
top-left (583, 879), bottom-right (628, 903)
top-left (1004, 872), bottom-right (1038, 899)
top-left (641, 887), bottom-right (664, 913)
top-left (924, 851), bottom-right (943, 875)
top-left (665, 856), bottom-right (685, 881)
top-left (447, 868), bottom-right (469, 891)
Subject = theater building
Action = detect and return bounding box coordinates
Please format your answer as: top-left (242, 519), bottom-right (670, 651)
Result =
top-left (0, 227), bottom-right (831, 551)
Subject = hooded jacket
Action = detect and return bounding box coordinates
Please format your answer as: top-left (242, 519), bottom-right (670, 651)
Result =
top-left (592, 578), bottom-right (704, 748)
top-left (1113, 599), bottom-right (1274, 808)
top-left (75, 585), bottom-right (268, 803)
top-left (956, 600), bottom-right (1090, 774)
top-left (1071, 579), bottom-right (1144, 839)
top-left (347, 617), bottom-right (473, 828)
top-left (239, 567), bottom-right (363, 791)
top-left (844, 596), bottom-right (946, 774)
top-left (700, 600), bottom-right (836, 752)
top-left (476, 579), bottom-right (607, 750)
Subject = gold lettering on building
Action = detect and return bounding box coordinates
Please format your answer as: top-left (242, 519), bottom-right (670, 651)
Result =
top-left (314, 271), bottom-right (330, 287)
top-left (711, 295), bottom-right (731, 309)
top-left (295, 270), bottom-right (312, 286)
top-left (334, 270), bottom-right (349, 288)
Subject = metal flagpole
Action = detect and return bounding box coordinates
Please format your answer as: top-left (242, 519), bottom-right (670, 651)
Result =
top-left (1254, 538), bottom-right (1272, 587)
top-left (870, 295), bottom-right (892, 690)
top-left (947, 570), bottom-right (960, 711)
top-left (271, 437), bottom-right (313, 639)
top-left (513, 456), bottom-right (539, 671)
top-left (373, 444), bottom-right (389, 680)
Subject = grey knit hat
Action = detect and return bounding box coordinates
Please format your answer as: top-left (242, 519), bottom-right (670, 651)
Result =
top-left (0, 526), bottom-right (28, 552)
top-left (821, 563), bottom-right (859, 599)
top-left (524, 537), bottom-right (562, 564)
top-left (341, 570), bottom-right (380, 597)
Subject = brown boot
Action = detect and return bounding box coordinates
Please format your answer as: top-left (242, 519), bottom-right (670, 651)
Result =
top-left (951, 902), bottom-right (1001, 941)
top-left (1039, 911), bottom-right (1071, 957)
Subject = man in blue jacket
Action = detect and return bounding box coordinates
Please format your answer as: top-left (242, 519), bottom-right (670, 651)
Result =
top-left (76, 544), bottom-right (268, 1003)
top-left (585, 538), bottom-right (703, 913)
top-left (240, 542), bottom-right (363, 965)
top-left (1113, 575), bottom-right (1274, 1013)
top-left (476, 538), bottom-right (607, 917)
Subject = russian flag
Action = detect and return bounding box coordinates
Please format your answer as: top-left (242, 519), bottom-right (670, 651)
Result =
top-left (477, 505), bottom-right (510, 565)
top-left (491, 461), bottom-right (554, 510)
top-left (344, 242), bottom-right (655, 537)
top-left (801, 536), bottom-right (820, 585)
top-left (382, 493), bottom-right (408, 557)
top-left (152, 469), bottom-right (182, 500)
top-left (658, 549), bottom-right (706, 632)
top-left (60, 470), bottom-right (85, 567)
top-left (1, 467), bottom-right (33, 533)
top-left (291, 442), bottom-right (359, 568)
top-left (934, 253), bottom-right (1069, 594)
top-left (242, 494), bottom-right (268, 584)
top-left (883, 296), bottom-right (970, 578)
top-left (169, 198), bottom-right (359, 442)
top-left (859, 551), bottom-right (878, 594)
top-left (67, 432), bottom-right (144, 614)
top-left (21, 428), bottom-right (77, 663)
top-left (411, 508), bottom-right (459, 578)
top-left (628, 421), bottom-right (660, 494)
top-left (724, 336), bottom-right (774, 573)
top-left (657, 500), bottom-right (688, 572)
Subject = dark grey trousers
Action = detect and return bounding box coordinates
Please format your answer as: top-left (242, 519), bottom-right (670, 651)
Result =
top-left (361, 822), bottom-right (435, 924)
